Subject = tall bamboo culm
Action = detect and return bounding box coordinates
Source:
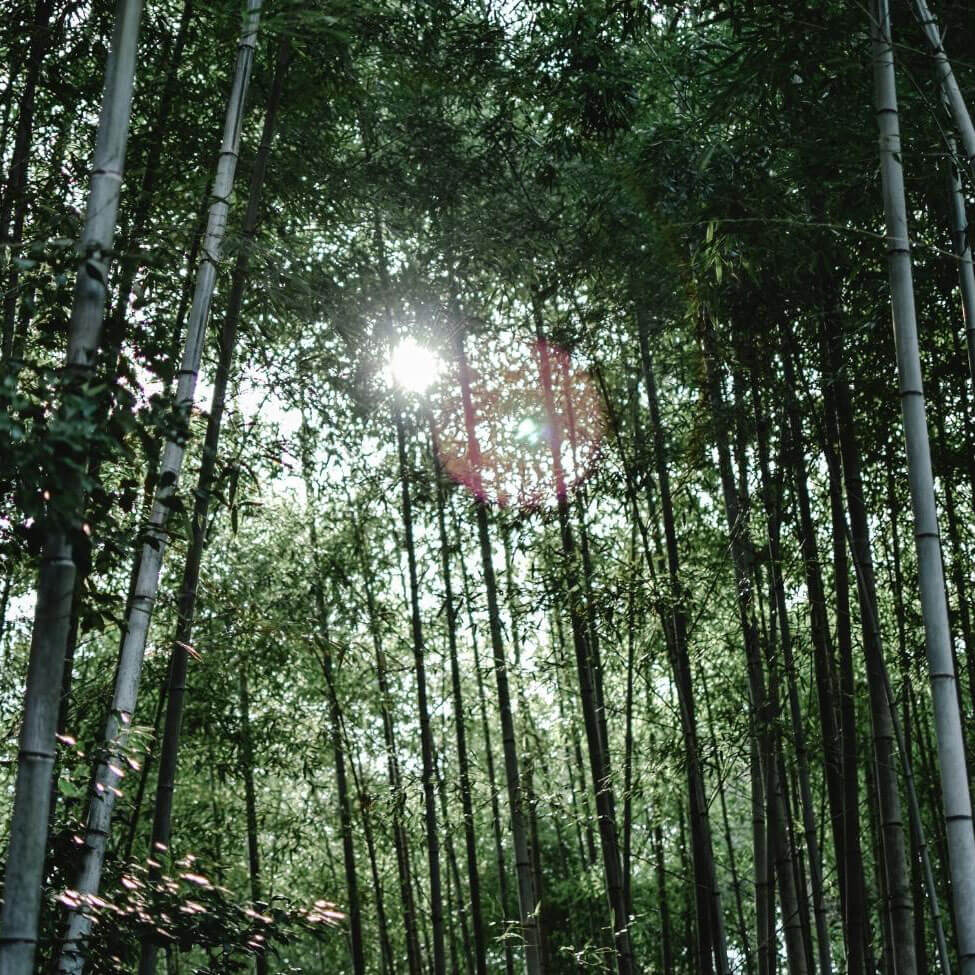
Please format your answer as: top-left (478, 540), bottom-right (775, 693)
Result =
top-left (137, 33), bottom-right (286, 975)
top-left (455, 330), bottom-right (544, 975)
top-left (0, 2), bottom-right (143, 972)
top-left (872, 2), bottom-right (975, 971)
top-left (911, 0), bottom-right (975, 167)
top-left (945, 134), bottom-right (975, 395)
top-left (58, 5), bottom-right (263, 972)
top-left (0, 0), bottom-right (142, 975)
top-left (912, 0), bottom-right (975, 431)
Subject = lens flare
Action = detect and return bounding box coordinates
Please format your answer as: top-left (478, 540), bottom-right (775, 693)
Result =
top-left (434, 335), bottom-right (603, 509)
top-left (387, 337), bottom-right (442, 394)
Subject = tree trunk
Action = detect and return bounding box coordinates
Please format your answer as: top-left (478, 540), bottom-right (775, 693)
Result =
top-left (101, 0), bottom-right (196, 361)
top-left (635, 307), bottom-right (729, 975)
top-left (753, 736), bottom-right (772, 975)
top-left (815, 342), bottom-right (874, 975)
top-left (451, 500), bottom-right (517, 975)
top-left (137, 37), bottom-right (286, 973)
top-left (753, 380), bottom-right (833, 975)
top-left (53, 3), bottom-right (201, 836)
top-left (0, 2), bottom-right (143, 970)
top-left (371, 209), bottom-right (445, 975)
top-left (353, 513), bottom-right (424, 975)
top-left (782, 349), bottom-right (852, 971)
top-left (434, 750), bottom-right (476, 975)
top-left (872, 2), bottom-right (975, 968)
top-left (430, 420), bottom-right (489, 975)
top-left (823, 305), bottom-right (917, 973)
top-left (532, 302), bottom-right (635, 975)
top-left (0, 570), bottom-right (13, 673)
top-left (393, 412), bottom-right (446, 975)
top-left (121, 671), bottom-right (168, 864)
top-left (392, 406), bottom-right (446, 974)
top-left (622, 524), bottom-right (637, 919)
top-left (0, 0), bottom-right (52, 362)
top-left (781, 342), bottom-right (847, 916)
top-left (58, 7), bottom-right (263, 970)
top-left (298, 435), bottom-right (367, 975)
top-left (945, 137), bottom-right (975, 394)
top-left (910, 679), bottom-right (952, 914)
top-left (0, 46), bottom-right (23, 174)
top-left (319, 634), bottom-right (367, 975)
top-left (762, 577), bottom-right (810, 975)
top-left (653, 823), bottom-right (675, 975)
top-left (444, 828), bottom-right (462, 975)
top-left (699, 664), bottom-right (752, 974)
top-left (455, 328), bottom-right (544, 975)
top-left (551, 609), bottom-right (598, 869)
top-left (559, 369), bottom-right (612, 774)
top-left (346, 731), bottom-right (395, 975)
top-left (698, 313), bottom-right (807, 975)
top-left (502, 524), bottom-right (552, 973)
top-left (911, 0), bottom-right (975, 168)
top-left (931, 381), bottom-right (975, 757)
top-left (879, 468), bottom-right (952, 975)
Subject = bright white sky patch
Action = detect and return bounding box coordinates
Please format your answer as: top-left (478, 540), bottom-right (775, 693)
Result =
top-left (387, 337), bottom-right (442, 394)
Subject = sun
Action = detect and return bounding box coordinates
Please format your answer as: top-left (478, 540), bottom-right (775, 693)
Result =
top-left (387, 337), bottom-right (443, 394)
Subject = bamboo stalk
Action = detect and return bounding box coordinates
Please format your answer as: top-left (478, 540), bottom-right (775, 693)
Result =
top-left (0, 2), bottom-right (143, 970)
top-left (59, 5), bottom-right (264, 970)
top-left (872, 2), bottom-right (975, 969)
top-left (911, 0), bottom-right (975, 168)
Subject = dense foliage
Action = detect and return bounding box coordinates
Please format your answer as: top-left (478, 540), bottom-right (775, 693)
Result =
top-left (3, 0), bottom-right (975, 972)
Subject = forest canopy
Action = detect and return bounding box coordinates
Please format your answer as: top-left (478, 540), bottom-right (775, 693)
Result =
top-left (3, 0), bottom-right (975, 973)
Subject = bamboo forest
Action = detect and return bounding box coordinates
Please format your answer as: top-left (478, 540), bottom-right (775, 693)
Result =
top-left (8, 0), bottom-right (975, 973)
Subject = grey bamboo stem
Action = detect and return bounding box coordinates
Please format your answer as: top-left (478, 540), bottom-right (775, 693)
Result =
top-left (817, 326), bottom-right (874, 975)
top-left (699, 316), bottom-right (802, 975)
top-left (138, 34), bottom-right (285, 975)
top-left (353, 517), bottom-right (424, 975)
top-left (944, 133), bottom-right (975, 395)
top-left (0, 2), bottom-right (143, 972)
top-left (873, 4), bottom-right (975, 967)
top-left (57, 4), bottom-right (262, 971)
top-left (392, 405), bottom-right (446, 975)
top-left (911, 0), bottom-right (975, 167)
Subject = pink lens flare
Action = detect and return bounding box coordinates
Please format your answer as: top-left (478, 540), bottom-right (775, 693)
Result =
top-left (434, 336), bottom-right (604, 509)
